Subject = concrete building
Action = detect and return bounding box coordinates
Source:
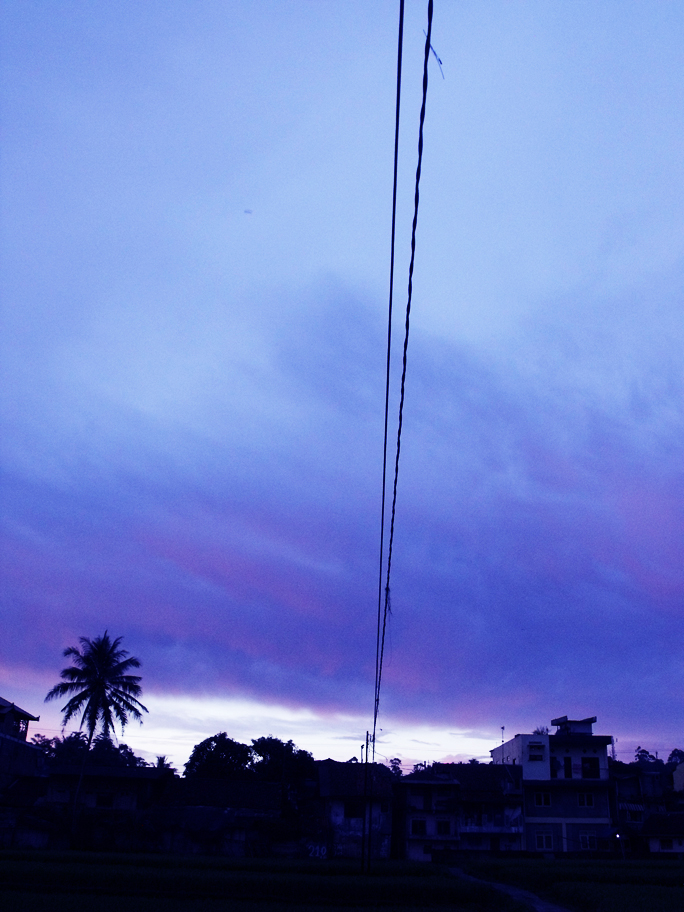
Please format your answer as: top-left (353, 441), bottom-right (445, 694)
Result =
top-left (491, 716), bottom-right (612, 853)
top-left (394, 762), bottom-right (524, 861)
top-left (315, 760), bottom-right (393, 860)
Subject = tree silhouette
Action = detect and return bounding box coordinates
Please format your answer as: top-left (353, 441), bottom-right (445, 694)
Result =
top-left (184, 733), bottom-right (254, 779)
top-left (388, 757), bottom-right (403, 778)
top-left (45, 631), bottom-right (148, 750)
top-left (251, 736), bottom-right (315, 782)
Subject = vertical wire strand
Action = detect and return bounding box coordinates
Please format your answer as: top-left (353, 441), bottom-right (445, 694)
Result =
top-left (373, 0), bottom-right (433, 754)
top-left (373, 0), bottom-right (405, 763)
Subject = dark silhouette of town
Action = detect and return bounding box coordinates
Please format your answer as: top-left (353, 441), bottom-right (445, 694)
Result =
top-left (2, 696), bottom-right (683, 859)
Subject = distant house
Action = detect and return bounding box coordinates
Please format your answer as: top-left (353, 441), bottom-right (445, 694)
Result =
top-left (447, 762), bottom-right (524, 854)
top-left (491, 716), bottom-right (612, 854)
top-left (154, 777), bottom-right (283, 857)
top-left (394, 762), bottom-right (524, 861)
top-left (641, 813), bottom-right (684, 855)
top-left (315, 760), bottom-right (393, 859)
top-left (610, 760), bottom-right (668, 852)
top-left (44, 764), bottom-right (172, 811)
top-left (0, 697), bottom-right (43, 791)
top-left (0, 697), bottom-right (39, 742)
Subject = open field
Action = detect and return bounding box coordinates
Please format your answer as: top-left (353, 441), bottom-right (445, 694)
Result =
top-left (0, 850), bottom-right (529, 912)
top-left (460, 855), bottom-right (684, 912)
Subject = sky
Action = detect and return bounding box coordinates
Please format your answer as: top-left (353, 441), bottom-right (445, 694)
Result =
top-left (2, 0), bottom-right (684, 770)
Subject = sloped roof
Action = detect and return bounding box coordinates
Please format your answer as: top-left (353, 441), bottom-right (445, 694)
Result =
top-left (316, 760), bottom-right (394, 799)
top-left (49, 765), bottom-right (169, 780)
top-left (404, 762), bottom-right (522, 798)
top-left (0, 696), bottom-right (39, 722)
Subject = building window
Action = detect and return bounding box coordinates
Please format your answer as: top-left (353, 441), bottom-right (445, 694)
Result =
top-left (660, 838), bottom-right (673, 851)
top-left (580, 833), bottom-right (597, 850)
top-left (581, 757), bottom-right (600, 779)
top-left (628, 810), bottom-right (642, 823)
top-left (528, 743), bottom-right (544, 761)
top-left (536, 833), bottom-right (553, 850)
top-left (409, 789), bottom-right (425, 810)
top-left (578, 792), bottom-right (594, 807)
top-left (411, 819), bottom-right (427, 836)
top-left (534, 792), bottom-right (551, 807)
top-left (564, 757), bottom-right (572, 779)
top-left (436, 820), bottom-right (450, 836)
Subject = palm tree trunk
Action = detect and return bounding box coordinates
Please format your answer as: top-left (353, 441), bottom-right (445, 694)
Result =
top-left (70, 731), bottom-right (93, 842)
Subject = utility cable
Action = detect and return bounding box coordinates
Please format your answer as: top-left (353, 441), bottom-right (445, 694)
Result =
top-left (373, 0), bottom-right (433, 757)
top-left (373, 0), bottom-right (405, 764)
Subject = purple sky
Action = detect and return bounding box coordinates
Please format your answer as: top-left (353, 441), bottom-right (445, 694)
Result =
top-left (2, 1), bottom-right (684, 768)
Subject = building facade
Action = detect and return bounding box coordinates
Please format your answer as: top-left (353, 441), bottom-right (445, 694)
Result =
top-left (394, 762), bottom-right (524, 861)
top-left (491, 716), bottom-right (612, 853)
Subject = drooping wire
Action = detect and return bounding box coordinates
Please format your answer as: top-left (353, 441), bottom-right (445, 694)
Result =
top-left (373, 0), bottom-right (404, 764)
top-left (373, 0), bottom-right (433, 758)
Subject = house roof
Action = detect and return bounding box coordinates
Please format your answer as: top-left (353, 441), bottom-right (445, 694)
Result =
top-left (50, 765), bottom-right (169, 780)
top-left (0, 696), bottom-right (39, 722)
top-left (316, 760), bottom-right (394, 799)
top-left (404, 762), bottom-right (522, 797)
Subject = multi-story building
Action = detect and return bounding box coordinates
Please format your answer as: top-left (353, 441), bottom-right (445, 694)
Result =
top-left (394, 762), bottom-right (524, 861)
top-left (491, 715), bottom-right (612, 854)
top-left (315, 760), bottom-right (393, 859)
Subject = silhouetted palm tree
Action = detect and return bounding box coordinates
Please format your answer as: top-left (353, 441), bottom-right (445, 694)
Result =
top-left (46, 631), bottom-right (148, 749)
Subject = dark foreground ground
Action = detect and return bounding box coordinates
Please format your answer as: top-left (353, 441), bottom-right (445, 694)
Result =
top-left (460, 855), bottom-right (684, 912)
top-left (0, 850), bottom-right (529, 912)
top-left (2, 851), bottom-right (684, 912)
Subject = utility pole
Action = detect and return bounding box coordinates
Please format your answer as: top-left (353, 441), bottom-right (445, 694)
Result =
top-left (361, 731), bottom-right (369, 872)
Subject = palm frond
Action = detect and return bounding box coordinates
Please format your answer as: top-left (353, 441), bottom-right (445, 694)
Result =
top-left (45, 632), bottom-right (148, 742)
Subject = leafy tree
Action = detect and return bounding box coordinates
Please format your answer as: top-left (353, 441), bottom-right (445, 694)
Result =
top-left (32, 732), bottom-right (89, 764)
top-left (32, 732), bottom-right (148, 768)
top-left (45, 631), bottom-right (148, 750)
top-left (533, 726), bottom-right (549, 735)
top-left (468, 758), bottom-right (480, 764)
top-left (388, 757), bottom-right (403, 778)
top-left (116, 741), bottom-right (149, 768)
top-left (184, 733), bottom-right (254, 779)
top-left (635, 746), bottom-right (657, 763)
top-left (668, 748), bottom-right (684, 765)
top-left (251, 736), bottom-right (315, 782)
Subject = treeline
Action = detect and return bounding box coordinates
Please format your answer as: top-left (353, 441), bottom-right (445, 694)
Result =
top-left (32, 731), bottom-right (684, 781)
top-left (184, 733), bottom-right (315, 782)
top-left (31, 731), bottom-right (315, 783)
top-left (31, 732), bottom-right (174, 771)
top-left (627, 747), bottom-right (684, 766)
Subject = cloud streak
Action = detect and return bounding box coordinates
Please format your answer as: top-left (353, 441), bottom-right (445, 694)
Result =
top-left (3, 2), bottom-right (684, 763)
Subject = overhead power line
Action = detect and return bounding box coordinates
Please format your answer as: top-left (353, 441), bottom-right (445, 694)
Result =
top-left (373, 0), bottom-right (434, 759)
